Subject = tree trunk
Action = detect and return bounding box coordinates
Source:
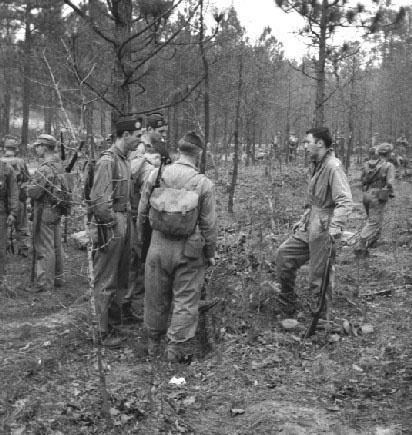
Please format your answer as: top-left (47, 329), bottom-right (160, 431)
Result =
top-left (111, 0), bottom-right (132, 129)
top-left (346, 56), bottom-right (357, 172)
top-left (199, 0), bottom-right (209, 174)
top-left (314, 0), bottom-right (328, 127)
top-left (228, 52), bottom-right (243, 213)
top-left (21, 3), bottom-right (32, 154)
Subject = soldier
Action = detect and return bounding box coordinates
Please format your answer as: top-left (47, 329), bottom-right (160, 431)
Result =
top-left (128, 132), bottom-right (167, 301)
top-left (1, 136), bottom-right (30, 256)
top-left (27, 134), bottom-right (71, 292)
top-left (90, 115), bottom-right (142, 343)
top-left (137, 131), bottom-right (217, 362)
top-left (276, 127), bottom-right (352, 319)
top-left (288, 131), bottom-right (299, 162)
top-left (354, 142), bottom-right (396, 257)
top-left (0, 156), bottom-right (18, 290)
top-left (147, 112), bottom-right (168, 141)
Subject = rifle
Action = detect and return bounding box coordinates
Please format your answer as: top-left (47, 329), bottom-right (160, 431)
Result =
top-left (65, 140), bottom-right (85, 174)
top-left (304, 238), bottom-right (335, 338)
top-left (60, 131), bottom-right (65, 161)
top-left (31, 203), bottom-right (43, 283)
top-left (8, 223), bottom-right (15, 255)
top-left (140, 156), bottom-right (165, 261)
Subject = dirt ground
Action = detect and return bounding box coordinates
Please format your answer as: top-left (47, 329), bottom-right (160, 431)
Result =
top-left (1, 159), bottom-right (412, 434)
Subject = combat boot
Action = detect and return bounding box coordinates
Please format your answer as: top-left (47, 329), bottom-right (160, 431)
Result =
top-left (167, 339), bottom-right (195, 364)
top-left (275, 292), bottom-right (298, 316)
top-left (147, 331), bottom-right (163, 358)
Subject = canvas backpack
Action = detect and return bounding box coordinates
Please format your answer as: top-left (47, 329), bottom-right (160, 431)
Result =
top-left (46, 161), bottom-right (72, 216)
top-left (149, 171), bottom-right (200, 237)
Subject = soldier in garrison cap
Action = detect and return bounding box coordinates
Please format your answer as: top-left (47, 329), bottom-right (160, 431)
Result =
top-left (355, 142), bottom-right (396, 257)
top-left (0, 147), bottom-right (18, 291)
top-left (147, 112), bottom-right (168, 141)
top-left (27, 134), bottom-right (71, 292)
top-left (1, 136), bottom-right (30, 256)
top-left (138, 131), bottom-right (217, 362)
top-left (90, 115), bottom-right (143, 345)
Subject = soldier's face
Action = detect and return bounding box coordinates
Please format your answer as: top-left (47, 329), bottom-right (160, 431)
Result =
top-left (157, 126), bottom-right (168, 139)
top-left (305, 134), bottom-right (324, 161)
top-left (35, 144), bottom-right (45, 157)
top-left (124, 130), bottom-right (142, 154)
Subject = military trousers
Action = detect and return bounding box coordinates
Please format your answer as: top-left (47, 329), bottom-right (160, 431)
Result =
top-left (9, 200), bottom-right (29, 255)
top-left (359, 191), bottom-right (387, 250)
top-left (93, 211), bottom-right (131, 334)
top-left (276, 230), bottom-right (335, 313)
top-left (144, 230), bottom-right (205, 343)
top-left (126, 218), bottom-right (145, 301)
top-left (34, 206), bottom-right (63, 290)
top-left (0, 213), bottom-right (7, 282)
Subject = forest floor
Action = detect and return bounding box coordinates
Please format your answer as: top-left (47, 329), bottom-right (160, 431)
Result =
top-left (1, 160), bottom-right (412, 435)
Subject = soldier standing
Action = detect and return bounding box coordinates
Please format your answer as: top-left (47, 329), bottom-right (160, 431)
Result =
top-left (128, 132), bottom-right (167, 302)
top-left (90, 116), bottom-right (142, 342)
top-left (355, 142), bottom-right (396, 257)
top-left (1, 136), bottom-right (30, 256)
top-left (276, 127), bottom-right (352, 319)
top-left (27, 134), bottom-right (70, 292)
top-left (0, 157), bottom-right (18, 290)
top-left (137, 131), bottom-right (217, 362)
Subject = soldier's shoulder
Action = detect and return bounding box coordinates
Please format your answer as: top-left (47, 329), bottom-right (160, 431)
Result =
top-left (98, 149), bottom-right (116, 165)
top-left (326, 156), bottom-right (344, 171)
top-left (196, 172), bottom-right (214, 190)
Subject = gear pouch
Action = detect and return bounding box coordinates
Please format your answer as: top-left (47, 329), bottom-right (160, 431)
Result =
top-left (183, 232), bottom-right (205, 259)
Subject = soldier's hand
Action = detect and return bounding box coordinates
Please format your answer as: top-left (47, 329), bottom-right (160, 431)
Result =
top-left (7, 215), bottom-right (15, 226)
top-left (206, 257), bottom-right (216, 267)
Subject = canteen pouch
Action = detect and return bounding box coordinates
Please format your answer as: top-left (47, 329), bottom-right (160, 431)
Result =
top-left (183, 232), bottom-right (205, 259)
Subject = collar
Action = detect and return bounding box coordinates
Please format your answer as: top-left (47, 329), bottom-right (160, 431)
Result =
top-left (175, 157), bottom-right (198, 170)
top-left (112, 144), bottom-right (127, 159)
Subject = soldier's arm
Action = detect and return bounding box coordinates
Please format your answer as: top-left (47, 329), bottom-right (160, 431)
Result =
top-left (6, 165), bottom-right (18, 217)
top-left (90, 156), bottom-right (115, 225)
top-left (199, 178), bottom-right (217, 259)
top-left (329, 165), bottom-right (353, 233)
top-left (137, 169), bottom-right (157, 237)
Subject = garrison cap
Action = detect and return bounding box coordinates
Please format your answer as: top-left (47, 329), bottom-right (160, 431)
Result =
top-left (34, 134), bottom-right (57, 148)
top-left (116, 115), bottom-right (143, 135)
top-left (147, 112), bottom-right (167, 129)
top-left (178, 131), bottom-right (204, 151)
top-left (377, 142), bottom-right (393, 155)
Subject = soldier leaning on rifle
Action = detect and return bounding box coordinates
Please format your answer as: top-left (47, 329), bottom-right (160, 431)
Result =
top-left (27, 134), bottom-right (71, 293)
top-left (90, 116), bottom-right (143, 344)
top-left (0, 156), bottom-right (18, 291)
top-left (1, 136), bottom-right (30, 256)
top-left (127, 132), bottom-right (168, 302)
top-left (137, 131), bottom-right (217, 363)
top-left (354, 142), bottom-right (396, 257)
top-left (276, 127), bottom-right (353, 321)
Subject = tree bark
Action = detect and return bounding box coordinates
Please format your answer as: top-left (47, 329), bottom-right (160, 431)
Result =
top-left (314, 0), bottom-right (328, 127)
top-left (199, 0), bottom-right (209, 174)
top-left (21, 3), bottom-right (32, 154)
top-left (228, 52), bottom-right (243, 213)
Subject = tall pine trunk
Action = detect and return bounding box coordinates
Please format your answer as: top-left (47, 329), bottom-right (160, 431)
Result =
top-left (21, 3), bottom-right (32, 154)
top-left (228, 52), bottom-right (243, 213)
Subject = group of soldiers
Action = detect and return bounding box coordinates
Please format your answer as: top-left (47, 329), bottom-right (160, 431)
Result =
top-left (0, 119), bottom-right (399, 363)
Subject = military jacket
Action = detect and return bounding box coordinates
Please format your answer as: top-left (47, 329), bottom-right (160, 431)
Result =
top-left (138, 158), bottom-right (217, 258)
top-left (0, 160), bottom-right (18, 216)
top-left (0, 156), bottom-right (29, 185)
top-left (90, 145), bottom-right (131, 224)
top-left (297, 152), bottom-right (352, 239)
top-left (27, 155), bottom-right (66, 205)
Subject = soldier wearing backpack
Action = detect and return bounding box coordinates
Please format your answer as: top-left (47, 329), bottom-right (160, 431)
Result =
top-left (27, 134), bottom-right (71, 292)
top-left (137, 131), bottom-right (217, 362)
top-left (355, 142), bottom-right (396, 257)
top-left (90, 116), bottom-right (143, 344)
top-left (1, 136), bottom-right (30, 256)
